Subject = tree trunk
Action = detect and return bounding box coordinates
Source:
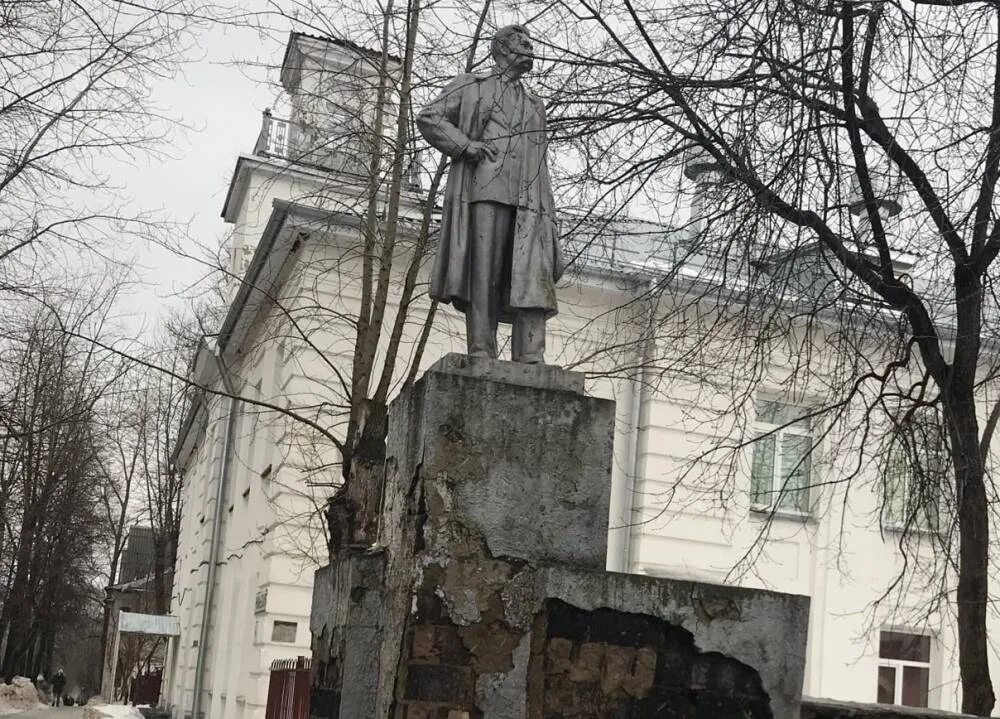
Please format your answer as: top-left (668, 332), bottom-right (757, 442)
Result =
top-left (153, 534), bottom-right (167, 614)
top-left (349, 449), bottom-right (387, 546)
top-left (1, 516), bottom-right (38, 678)
top-left (949, 393), bottom-right (995, 716)
top-left (99, 541), bottom-right (124, 690)
top-left (99, 595), bottom-right (114, 691)
top-left (328, 404), bottom-right (388, 558)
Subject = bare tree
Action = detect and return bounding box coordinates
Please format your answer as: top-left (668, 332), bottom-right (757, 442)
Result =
top-left (94, 331), bottom-right (186, 670)
top-left (0, 0), bottom-right (216, 294)
top-left (139, 317), bottom-right (199, 614)
top-left (96, 380), bottom-right (143, 677)
top-left (487, 0), bottom-right (1000, 713)
top-left (0, 0), bottom-right (232, 682)
top-left (90, 0), bottom-right (1000, 712)
top-left (0, 288), bottom-right (126, 679)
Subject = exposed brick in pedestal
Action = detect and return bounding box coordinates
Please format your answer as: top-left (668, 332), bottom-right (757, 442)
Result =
top-left (537, 601), bottom-right (770, 718)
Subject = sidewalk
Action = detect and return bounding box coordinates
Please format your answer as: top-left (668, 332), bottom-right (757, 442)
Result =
top-left (17, 707), bottom-right (84, 719)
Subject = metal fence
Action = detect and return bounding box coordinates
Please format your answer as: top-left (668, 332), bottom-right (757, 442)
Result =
top-left (264, 656), bottom-right (311, 719)
top-left (254, 110), bottom-right (293, 159)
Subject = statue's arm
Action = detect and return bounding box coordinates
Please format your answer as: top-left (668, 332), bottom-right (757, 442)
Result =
top-left (417, 75), bottom-right (476, 159)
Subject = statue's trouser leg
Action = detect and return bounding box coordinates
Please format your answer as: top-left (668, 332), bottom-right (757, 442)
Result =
top-left (467, 201), bottom-right (515, 358)
top-left (512, 310), bottom-right (545, 363)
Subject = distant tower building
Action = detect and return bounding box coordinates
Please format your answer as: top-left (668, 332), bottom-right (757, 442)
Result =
top-left (237, 33), bottom-right (401, 284)
top-left (265, 33), bottom-right (402, 177)
top-left (117, 526), bottom-right (156, 584)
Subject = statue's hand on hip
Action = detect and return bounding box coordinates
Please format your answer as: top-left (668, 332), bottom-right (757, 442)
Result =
top-left (463, 141), bottom-right (498, 163)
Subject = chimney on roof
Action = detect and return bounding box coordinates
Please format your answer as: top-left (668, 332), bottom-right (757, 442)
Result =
top-left (847, 172), bottom-right (914, 274)
top-left (682, 147), bottom-right (733, 242)
top-left (848, 171), bottom-right (902, 235)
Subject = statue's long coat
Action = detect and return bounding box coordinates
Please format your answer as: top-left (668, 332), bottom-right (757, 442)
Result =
top-left (417, 72), bottom-right (563, 322)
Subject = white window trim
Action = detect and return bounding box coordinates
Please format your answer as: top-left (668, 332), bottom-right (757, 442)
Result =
top-left (749, 505), bottom-right (815, 523)
top-left (878, 656), bottom-right (931, 707)
top-left (878, 406), bottom-right (952, 535)
top-left (881, 484), bottom-right (942, 535)
top-left (271, 619), bottom-right (299, 644)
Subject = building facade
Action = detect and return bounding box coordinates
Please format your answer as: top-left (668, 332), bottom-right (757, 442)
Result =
top-left (164, 31), bottom-right (1000, 719)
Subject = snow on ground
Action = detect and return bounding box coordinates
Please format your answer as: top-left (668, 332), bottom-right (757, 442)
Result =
top-left (0, 677), bottom-right (46, 715)
top-left (81, 706), bottom-right (143, 719)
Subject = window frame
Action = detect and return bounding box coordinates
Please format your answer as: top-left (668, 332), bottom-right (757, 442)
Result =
top-left (271, 619), bottom-right (298, 644)
top-left (750, 399), bottom-right (816, 516)
top-left (882, 408), bottom-right (949, 534)
top-left (877, 630), bottom-right (932, 708)
top-left (883, 459), bottom-right (943, 533)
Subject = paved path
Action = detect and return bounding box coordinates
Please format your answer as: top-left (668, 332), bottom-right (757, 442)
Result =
top-left (17, 707), bottom-right (84, 719)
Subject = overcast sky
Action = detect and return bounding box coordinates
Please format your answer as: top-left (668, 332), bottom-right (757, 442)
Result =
top-left (116, 11), bottom-right (283, 329)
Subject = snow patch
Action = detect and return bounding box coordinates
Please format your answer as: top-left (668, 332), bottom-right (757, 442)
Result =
top-left (0, 676), bottom-right (45, 715)
top-left (83, 705), bottom-right (145, 719)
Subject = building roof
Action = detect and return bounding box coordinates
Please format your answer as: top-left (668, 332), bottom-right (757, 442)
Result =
top-left (108, 569), bottom-right (174, 594)
top-left (176, 194), bottom-right (960, 471)
top-left (284, 31), bottom-right (401, 65)
top-left (118, 611), bottom-right (181, 637)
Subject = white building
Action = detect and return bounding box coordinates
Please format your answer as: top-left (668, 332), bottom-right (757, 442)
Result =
top-left (164, 31), bottom-right (1000, 719)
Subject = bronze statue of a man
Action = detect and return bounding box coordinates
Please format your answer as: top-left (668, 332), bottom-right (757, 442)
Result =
top-left (417, 25), bottom-right (563, 364)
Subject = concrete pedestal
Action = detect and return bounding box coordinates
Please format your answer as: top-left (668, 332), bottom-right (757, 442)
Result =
top-left (379, 353), bottom-right (614, 570)
top-left (311, 355), bottom-right (809, 718)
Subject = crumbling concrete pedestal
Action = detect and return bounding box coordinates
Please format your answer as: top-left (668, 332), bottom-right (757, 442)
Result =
top-left (311, 354), bottom-right (809, 718)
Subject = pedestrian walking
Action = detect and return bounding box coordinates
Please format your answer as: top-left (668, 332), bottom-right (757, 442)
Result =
top-left (50, 669), bottom-right (66, 707)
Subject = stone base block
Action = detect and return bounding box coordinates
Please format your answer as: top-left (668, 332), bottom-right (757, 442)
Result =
top-left (311, 556), bottom-right (809, 718)
top-left (802, 698), bottom-right (976, 718)
top-left (380, 353), bottom-right (615, 570)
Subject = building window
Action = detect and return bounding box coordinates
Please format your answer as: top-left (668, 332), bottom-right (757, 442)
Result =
top-left (883, 408), bottom-right (948, 532)
top-left (271, 620), bottom-right (298, 643)
top-left (877, 631), bottom-right (931, 707)
top-left (750, 400), bottom-right (813, 513)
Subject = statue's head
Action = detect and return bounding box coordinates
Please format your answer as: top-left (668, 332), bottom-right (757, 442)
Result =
top-left (492, 25), bottom-right (533, 77)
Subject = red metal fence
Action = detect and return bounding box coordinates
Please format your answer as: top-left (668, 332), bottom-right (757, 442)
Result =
top-left (265, 656), bottom-right (311, 719)
top-left (130, 668), bottom-right (163, 706)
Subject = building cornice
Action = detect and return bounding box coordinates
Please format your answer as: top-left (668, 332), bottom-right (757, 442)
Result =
top-left (221, 154), bottom-right (351, 223)
top-left (173, 200), bottom-right (383, 469)
top-left (221, 153), bottom-right (427, 224)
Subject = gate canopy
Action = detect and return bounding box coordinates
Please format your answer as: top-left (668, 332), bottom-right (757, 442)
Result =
top-left (118, 611), bottom-right (180, 636)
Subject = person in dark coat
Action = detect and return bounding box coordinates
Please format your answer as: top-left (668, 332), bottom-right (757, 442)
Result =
top-left (51, 669), bottom-right (66, 707)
